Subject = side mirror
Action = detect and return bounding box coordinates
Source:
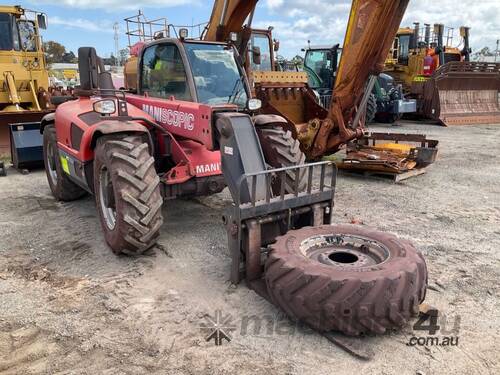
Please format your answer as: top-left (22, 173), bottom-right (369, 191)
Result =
top-left (274, 39), bottom-right (280, 52)
top-left (252, 46), bottom-right (262, 65)
top-left (37, 14), bottom-right (47, 30)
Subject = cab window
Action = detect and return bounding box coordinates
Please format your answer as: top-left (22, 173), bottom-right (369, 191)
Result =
top-left (249, 34), bottom-right (272, 71)
top-left (18, 21), bottom-right (36, 52)
top-left (398, 35), bottom-right (410, 64)
top-left (304, 50), bottom-right (333, 88)
top-left (140, 44), bottom-right (192, 101)
top-left (0, 14), bottom-right (14, 50)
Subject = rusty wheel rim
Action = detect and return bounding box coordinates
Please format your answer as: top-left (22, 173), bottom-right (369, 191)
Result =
top-left (299, 234), bottom-right (390, 268)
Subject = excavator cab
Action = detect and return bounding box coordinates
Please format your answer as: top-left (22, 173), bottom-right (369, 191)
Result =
top-left (247, 28), bottom-right (275, 72)
top-left (303, 45), bottom-right (340, 92)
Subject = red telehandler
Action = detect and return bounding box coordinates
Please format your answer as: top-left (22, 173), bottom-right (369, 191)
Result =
top-left (40, 0), bottom-right (427, 336)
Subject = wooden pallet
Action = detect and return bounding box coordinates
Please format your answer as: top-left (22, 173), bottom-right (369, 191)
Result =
top-left (339, 167), bottom-right (427, 183)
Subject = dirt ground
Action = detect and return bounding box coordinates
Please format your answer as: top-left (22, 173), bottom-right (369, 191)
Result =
top-left (0, 121), bottom-right (499, 375)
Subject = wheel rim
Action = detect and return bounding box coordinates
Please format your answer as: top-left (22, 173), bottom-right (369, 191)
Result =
top-left (98, 166), bottom-right (117, 230)
top-left (299, 234), bottom-right (390, 268)
top-left (46, 142), bottom-right (58, 185)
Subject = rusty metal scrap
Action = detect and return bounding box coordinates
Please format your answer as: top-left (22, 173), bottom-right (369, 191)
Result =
top-left (337, 132), bottom-right (439, 174)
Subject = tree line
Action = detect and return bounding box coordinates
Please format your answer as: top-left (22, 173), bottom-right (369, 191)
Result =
top-left (44, 41), bottom-right (129, 66)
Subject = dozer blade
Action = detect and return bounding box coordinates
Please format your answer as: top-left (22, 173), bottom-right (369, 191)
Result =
top-left (423, 62), bottom-right (500, 126)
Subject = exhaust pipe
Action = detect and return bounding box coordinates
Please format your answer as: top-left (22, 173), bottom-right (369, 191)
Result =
top-left (412, 22), bottom-right (420, 49)
top-left (460, 26), bottom-right (471, 62)
top-left (434, 23), bottom-right (445, 65)
top-left (424, 24), bottom-right (431, 47)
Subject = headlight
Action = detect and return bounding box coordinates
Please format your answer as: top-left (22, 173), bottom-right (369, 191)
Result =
top-left (93, 99), bottom-right (116, 115)
top-left (179, 28), bottom-right (189, 39)
top-left (32, 60), bottom-right (40, 68)
top-left (247, 98), bottom-right (262, 111)
top-left (229, 32), bottom-right (238, 42)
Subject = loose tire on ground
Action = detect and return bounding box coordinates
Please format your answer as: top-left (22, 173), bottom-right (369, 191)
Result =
top-left (43, 124), bottom-right (87, 201)
top-left (265, 225), bottom-right (428, 336)
top-left (94, 135), bottom-right (163, 255)
top-left (257, 127), bottom-right (307, 194)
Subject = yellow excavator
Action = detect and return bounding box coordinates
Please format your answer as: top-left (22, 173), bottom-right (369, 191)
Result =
top-left (203, 0), bottom-right (438, 177)
top-left (385, 23), bottom-right (500, 126)
top-left (0, 5), bottom-right (52, 169)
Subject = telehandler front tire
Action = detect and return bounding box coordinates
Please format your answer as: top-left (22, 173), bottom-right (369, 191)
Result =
top-left (257, 126), bottom-right (307, 194)
top-left (43, 124), bottom-right (87, 201)
top-left (94, 135), bottom-right (163, 255)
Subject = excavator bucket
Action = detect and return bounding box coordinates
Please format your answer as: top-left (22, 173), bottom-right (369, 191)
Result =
top-left (422, 62), bottom-right (500, 126)
top-left (253, 71), bottom-right (329, 152)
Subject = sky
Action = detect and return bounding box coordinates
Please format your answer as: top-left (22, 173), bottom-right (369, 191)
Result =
top-left (24, 0), bottom-right (500, 58)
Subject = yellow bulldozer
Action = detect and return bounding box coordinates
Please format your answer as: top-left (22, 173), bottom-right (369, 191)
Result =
top-left (385, 23), bottom-right (500, 126)
top-left (0, 5), bottom-right (52, 168)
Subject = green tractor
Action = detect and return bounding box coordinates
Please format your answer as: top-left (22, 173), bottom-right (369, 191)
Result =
top-left (303, 44), bottom-right (416, 123)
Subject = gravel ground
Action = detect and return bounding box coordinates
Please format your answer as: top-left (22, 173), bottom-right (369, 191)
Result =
top-left (0, 121), bottom-right (499, 375)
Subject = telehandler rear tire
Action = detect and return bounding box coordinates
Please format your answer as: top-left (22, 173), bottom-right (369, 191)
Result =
top-left (265, 225), bottom-right (427, 336)
top-left (94, 135), bottom-right (163, 255)
top-left (43, 125), bottom-right (87, 201)
top-left (257, 127), bottom-right (307, 194)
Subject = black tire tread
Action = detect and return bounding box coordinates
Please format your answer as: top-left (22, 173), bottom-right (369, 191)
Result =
top-left (95, 135), bottom-right (163, 255)
top-left (366, 93), bottom-right (377, 124)
top-left (257, 127), bottom-right (307, 193)
top-left (43, 125), bottom-right (87, 202)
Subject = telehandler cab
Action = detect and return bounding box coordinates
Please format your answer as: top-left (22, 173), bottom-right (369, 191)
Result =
top-left (41, 37), bottom-right (427, 336)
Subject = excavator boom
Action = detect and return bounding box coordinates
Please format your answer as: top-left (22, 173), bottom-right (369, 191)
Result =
top-left (334, 0), bottom-right (409, 120)
top-left (204, 0), bottom-right (258, 42)
top-left (316, 0), bottom-right (410, 157)
top-left (202, 0), bottom-right (438, 173)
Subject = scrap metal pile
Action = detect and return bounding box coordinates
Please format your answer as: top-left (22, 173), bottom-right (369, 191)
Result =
top-left (336, 133), bottom-right (439, 181)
